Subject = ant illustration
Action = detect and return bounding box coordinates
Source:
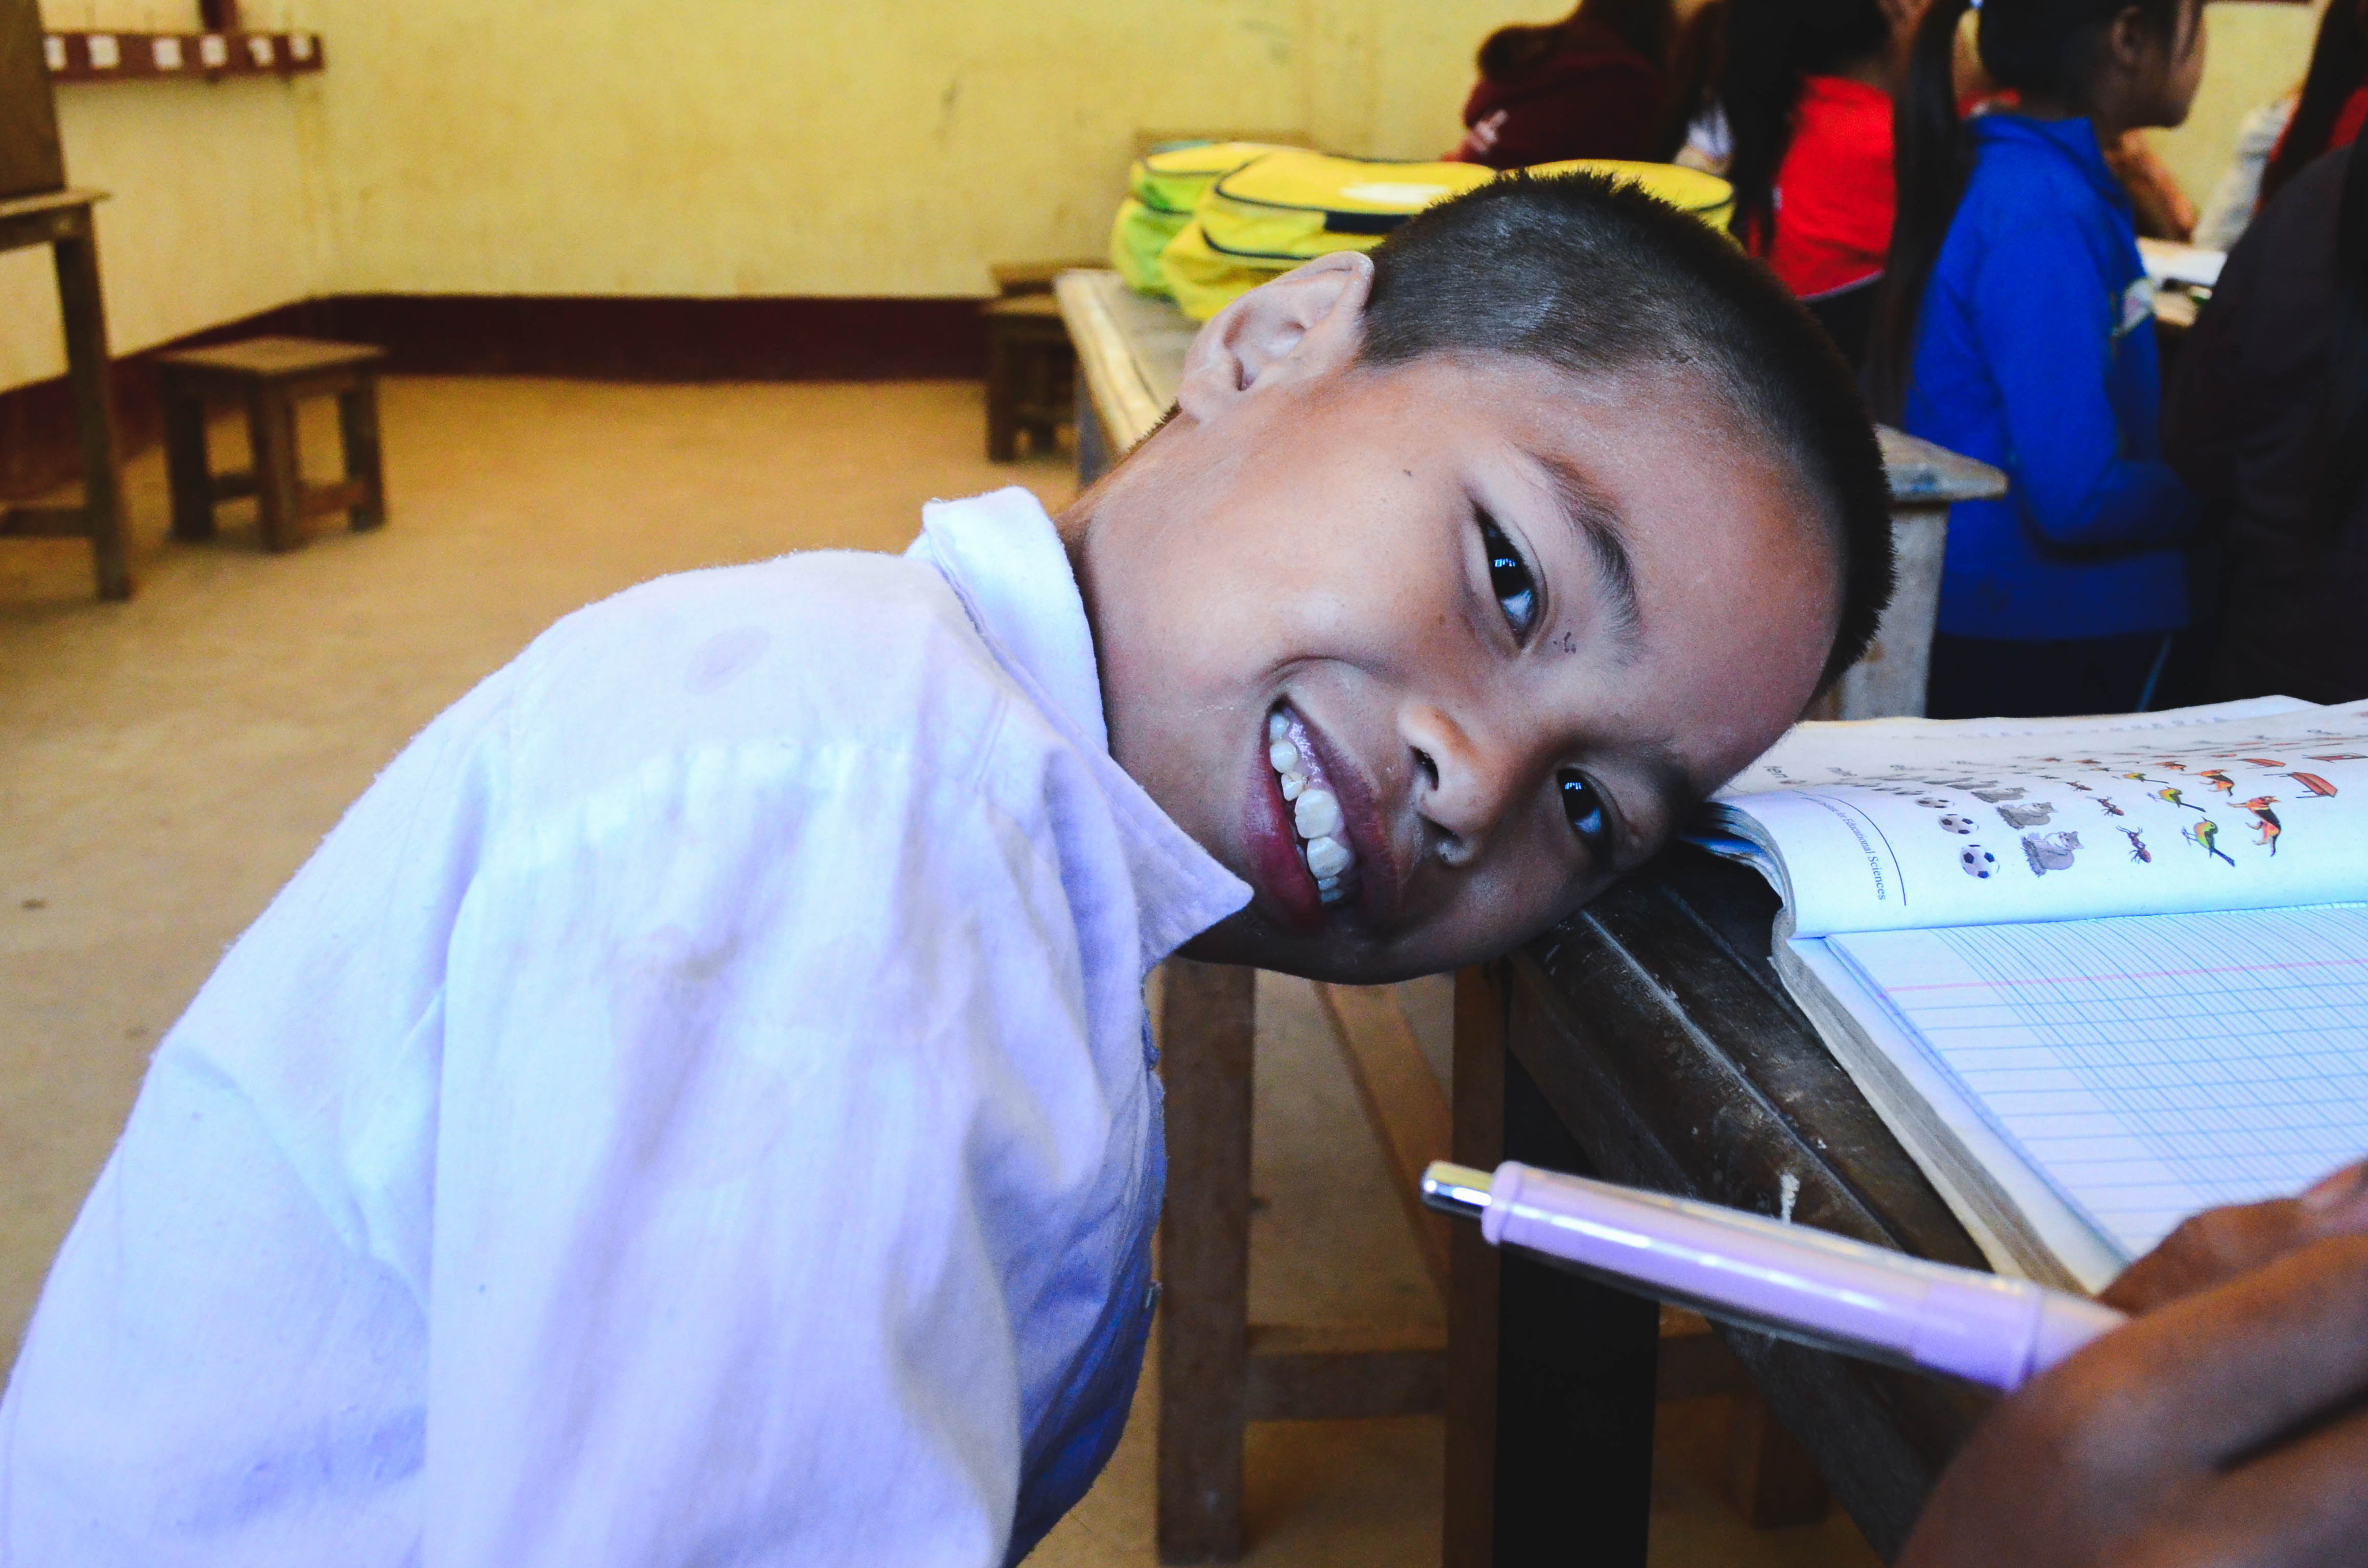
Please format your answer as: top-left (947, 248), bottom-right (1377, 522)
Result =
top-left (2121, 827), bottom-right (2151, 863)
top-left (2095, 796), bottom-right (2127, 817)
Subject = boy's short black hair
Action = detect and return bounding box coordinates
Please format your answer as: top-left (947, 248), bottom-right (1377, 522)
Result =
top-left (1359, 172), bottom-right (1894, 696)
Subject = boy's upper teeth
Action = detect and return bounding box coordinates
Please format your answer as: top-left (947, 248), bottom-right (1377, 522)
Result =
top-left (1293, 789), bottom-right (1342, 840)
top-left (1266, 708), bottom-right (1360, 904)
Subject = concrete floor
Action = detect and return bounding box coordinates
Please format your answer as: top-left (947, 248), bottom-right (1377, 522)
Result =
top-left (0, 376), bottom-right (1879, 1565)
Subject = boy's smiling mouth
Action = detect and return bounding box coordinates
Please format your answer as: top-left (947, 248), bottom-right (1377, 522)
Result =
top-left (1267, 708), bottom-right (1362, 908)
top-left (1245, 702), bottom-right (1403, 935)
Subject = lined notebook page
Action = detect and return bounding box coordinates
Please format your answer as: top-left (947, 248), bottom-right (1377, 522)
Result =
top-left (1829, 905), bottom-right (2368, 1256)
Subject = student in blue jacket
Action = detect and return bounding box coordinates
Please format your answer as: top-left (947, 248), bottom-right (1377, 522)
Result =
top-left (1871, 0), bottom-right (2206, 718)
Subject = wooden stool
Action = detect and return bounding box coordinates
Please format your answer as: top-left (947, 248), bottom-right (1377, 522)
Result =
top-left (983, 293), bottom-right (1074, 461)
top-left (154, 336), bottom-right (388, 551)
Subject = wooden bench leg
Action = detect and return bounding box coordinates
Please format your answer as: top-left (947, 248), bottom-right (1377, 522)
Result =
top-left (1157, 958), bottom-right (1257, 1563)
top-left (246, 384), bottom-right (304, 552)
top-left (338, 376), bottom-right (386, 530)
top-left (985, 327), bottom-right (1018, 463)
top-left (1493, 1050), bottom-right (1661, 1567)
top-left (1445, 964), bottom-right (1507, 1568)
top-left (51, 226), bottom-right (131, 600)
top-left (161, 381), bottom-right (215, 542)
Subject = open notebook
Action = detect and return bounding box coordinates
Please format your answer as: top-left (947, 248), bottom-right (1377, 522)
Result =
top-left (1693, 697), bottom-right (2368, 1292)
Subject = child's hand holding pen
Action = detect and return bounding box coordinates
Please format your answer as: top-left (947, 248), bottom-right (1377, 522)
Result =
top-left (1900, 1160), bottom-right (2368, 1568)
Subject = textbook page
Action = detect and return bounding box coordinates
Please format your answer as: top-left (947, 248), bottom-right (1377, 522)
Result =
top-left (1827, 904), bottom-right (2368, 1258)
top-left (1780, 936), bottom-right (2127, 1291)
top-left (1701, 699), bottom-right (2368, 938)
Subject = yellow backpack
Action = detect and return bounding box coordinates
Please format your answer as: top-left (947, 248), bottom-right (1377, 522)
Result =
top-left (1155, 153), bottom-right (1738, 321)
top-left (1107, 141), bottom-right (1285, 296)
top-left (1159, 151), bottom-right (1496, 320)
top-left (1526, 159), bottom-right (1736, 233)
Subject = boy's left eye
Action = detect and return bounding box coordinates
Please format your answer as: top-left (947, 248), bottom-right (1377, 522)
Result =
top-left (1478, 512), bottom-right (1538, 638)
top-left (1559, 771), bottom-right (1610, 855)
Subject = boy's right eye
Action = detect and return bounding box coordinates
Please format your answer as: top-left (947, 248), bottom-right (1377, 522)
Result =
top-left (1478, 512), bottom-right (1538, 639)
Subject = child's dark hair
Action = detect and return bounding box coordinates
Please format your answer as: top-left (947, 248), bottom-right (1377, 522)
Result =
top-left (1656, 0), bottom-right (1731, 159)
top-left (1868, 0), bottom-right (2196, 416)
top-left (1360, 172), bottom-right (1895, 695)
top-left (1717, 0), bottom-right (1894, 253)
top-left (1479, 0), bottom-right (1677, 83)
top-left (2261, 0), bottom-right (2368, 207)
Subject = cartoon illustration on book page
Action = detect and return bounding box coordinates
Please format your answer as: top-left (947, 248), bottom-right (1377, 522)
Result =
top-left (2185, 818), bottom-right (2235, 866)
top-left (2022, 831), bottom-right (2082, 875)
top-left (2237, 798), bottom-right (2282, 855)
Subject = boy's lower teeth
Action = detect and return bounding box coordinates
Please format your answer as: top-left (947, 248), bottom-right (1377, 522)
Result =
top-left (1266, 708), bottom-right (1358, 905)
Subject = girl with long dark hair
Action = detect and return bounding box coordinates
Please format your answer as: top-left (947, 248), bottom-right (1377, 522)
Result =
top-left (1669, 0), bottom-right (1915, 361)
top-left (1873, 0), bottom-right (2206, 719)
top-left (1448, 0), bottom-right (1676, 167)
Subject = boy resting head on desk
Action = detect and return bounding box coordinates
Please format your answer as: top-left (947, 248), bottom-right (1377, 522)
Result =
top-left (0, 174), bottom-right (1889, 1565)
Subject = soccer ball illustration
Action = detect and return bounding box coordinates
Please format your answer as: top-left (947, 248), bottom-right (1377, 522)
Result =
top-left (1960, 847), bottom-right (1998, 878)
top-left (1939, 815), bottom-right (1975, 835)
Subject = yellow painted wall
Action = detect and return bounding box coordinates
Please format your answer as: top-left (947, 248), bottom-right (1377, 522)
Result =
top-left (0, 69), bottom-right (325, 393)
top-left (2147, 0), bottom-right (2324, 214)
top-left (2, 0), bottom-right (2322, 397)
top-left (302, 0), bottom-right (1519, 299)
top-left (3, 0), bottom-right (1517, 392)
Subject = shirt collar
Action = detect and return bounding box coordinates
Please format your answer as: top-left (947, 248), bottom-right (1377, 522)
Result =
top-left (911, 488), bottom-right (1250, 970)
top-left (1972, 113), bottom-right (2128, 210)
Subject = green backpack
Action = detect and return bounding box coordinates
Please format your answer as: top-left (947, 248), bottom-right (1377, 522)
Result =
top-left (1108, 141), bottom-right (1285, 296)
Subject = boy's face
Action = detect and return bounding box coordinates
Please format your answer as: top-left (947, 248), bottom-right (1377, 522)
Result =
top-left (1067, 255), bottom-right (1843, 984)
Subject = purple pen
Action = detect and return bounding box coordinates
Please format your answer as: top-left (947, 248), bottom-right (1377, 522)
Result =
top-left (1420, 1160), bottom-right (2126, 1391)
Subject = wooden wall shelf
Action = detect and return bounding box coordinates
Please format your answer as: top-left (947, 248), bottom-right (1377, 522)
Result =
top-left (42, 29), bottom-right (322, 82)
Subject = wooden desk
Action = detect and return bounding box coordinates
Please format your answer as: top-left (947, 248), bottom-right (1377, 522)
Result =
top-left (1054, 268), bottom-right (2008, 1565)
top-left (1446, 849), bottom-right (1991, 1565)
top-left (0, 188), bottom-right (131, 600)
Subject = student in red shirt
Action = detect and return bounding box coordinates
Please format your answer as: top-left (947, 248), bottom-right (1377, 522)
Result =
top-left (1448, 0), bottom-right (1675, 168)
top-left (1706, 0), bottom-right (1918, 362)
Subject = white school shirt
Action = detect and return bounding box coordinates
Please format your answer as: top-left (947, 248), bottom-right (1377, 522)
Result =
top-left (0, 487), bottom-right (1248, 1567)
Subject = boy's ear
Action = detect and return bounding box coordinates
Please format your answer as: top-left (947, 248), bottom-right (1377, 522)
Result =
top-left (1175, 251), bottom-right (1374, 422)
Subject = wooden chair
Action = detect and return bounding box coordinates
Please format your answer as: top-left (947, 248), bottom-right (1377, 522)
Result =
top-left (153, 337), bottom-right (388, 551)
top-left (0, 0), bottom-right (131, 599)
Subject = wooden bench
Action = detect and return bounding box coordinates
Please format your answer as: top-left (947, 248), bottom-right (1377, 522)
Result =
top-left (983, 293), bottom-right (1073, 462)
top-left (154, 336), bottom-right (388, 551)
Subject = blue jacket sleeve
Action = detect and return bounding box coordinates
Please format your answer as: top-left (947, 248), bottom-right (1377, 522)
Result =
top-left (1972, 216), bottom-right (2196, 551)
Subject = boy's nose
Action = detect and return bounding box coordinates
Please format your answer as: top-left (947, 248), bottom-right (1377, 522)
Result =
top-left (1398, 702), bottom-right (1521, 868)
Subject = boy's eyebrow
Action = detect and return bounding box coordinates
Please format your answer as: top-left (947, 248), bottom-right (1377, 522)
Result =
top-left (1533, 452), bottom-right (1641, 651)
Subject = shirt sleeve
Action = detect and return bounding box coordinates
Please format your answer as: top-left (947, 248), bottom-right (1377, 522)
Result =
top-left (1973, 217), bottom-right (2197, 551)
top-left (419, 737), bottom-right (1108, 1568)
